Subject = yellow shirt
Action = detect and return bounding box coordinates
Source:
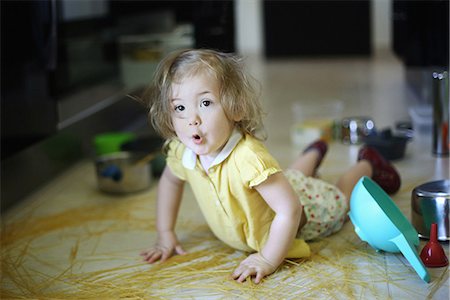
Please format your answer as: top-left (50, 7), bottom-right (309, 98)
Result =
top-left (166, 130), bottom-right (310, 258)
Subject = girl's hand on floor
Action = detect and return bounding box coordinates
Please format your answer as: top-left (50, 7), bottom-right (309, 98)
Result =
top-left (140, 231), bottom-right (186, 263)
top-left (231, 253), bottom-right (278, 284)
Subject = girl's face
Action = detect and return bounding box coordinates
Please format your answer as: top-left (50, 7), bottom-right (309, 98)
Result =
top-left (170, 72), bottom-right (235, 159)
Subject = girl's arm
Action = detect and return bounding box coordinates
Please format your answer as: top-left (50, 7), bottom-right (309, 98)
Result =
top-left (231, 172), bottom-right (303, 283)
top-left (141, 165), bottom-right (186, 263)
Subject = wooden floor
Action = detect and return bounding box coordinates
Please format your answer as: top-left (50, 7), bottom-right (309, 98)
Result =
top-left (2, 50), bottom-right (448, 299)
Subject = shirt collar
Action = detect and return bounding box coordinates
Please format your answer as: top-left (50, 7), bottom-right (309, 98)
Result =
top-left (182, 128), bottom-right (243, 170)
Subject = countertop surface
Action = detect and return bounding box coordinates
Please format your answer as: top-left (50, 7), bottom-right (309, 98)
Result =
top-left (2, 51), bottom-right (449, 299)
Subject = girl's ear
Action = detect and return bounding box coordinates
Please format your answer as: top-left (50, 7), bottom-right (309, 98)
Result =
top-left (232, 109), bottom-right (244, 122)
top-left (231, 101), bottom-right (244, 122)
top-left (233, 114), bottom-right (243, 122)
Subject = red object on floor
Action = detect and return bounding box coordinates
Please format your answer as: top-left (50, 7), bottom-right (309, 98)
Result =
top-left (420, 223), bottom-right (449, 268)
top-left (303, 140), bottom-right (328, 171)
top-left (357, 146), bottom-right (401, 194)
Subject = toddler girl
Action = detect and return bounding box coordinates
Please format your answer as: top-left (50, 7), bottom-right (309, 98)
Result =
top-left (139, 49), bottom-right (401, 284)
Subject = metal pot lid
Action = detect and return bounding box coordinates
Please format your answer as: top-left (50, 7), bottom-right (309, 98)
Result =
top-left (414, 179), bottom-right (450, 198)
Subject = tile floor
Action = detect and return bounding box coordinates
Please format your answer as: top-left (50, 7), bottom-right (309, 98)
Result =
top-left (1, 50), bottom-right (448, 299)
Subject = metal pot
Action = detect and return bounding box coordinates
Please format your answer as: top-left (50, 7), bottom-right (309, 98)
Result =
top-left (95, 152), bottom-right (152, 194)
top-left (411, 179), bottom-right (450, 241)
top-left (337, 116), bottom-right (376, 144)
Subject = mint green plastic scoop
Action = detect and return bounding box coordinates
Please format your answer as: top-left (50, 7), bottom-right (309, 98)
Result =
top-left (349, 177), bottom-right (430, 283)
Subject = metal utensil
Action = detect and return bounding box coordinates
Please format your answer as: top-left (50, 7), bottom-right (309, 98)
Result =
top-left (411, 179), bottom-right (450, 241)
top-left (338, 116), bottom-right (376, 144)
top-left (95, 151), bottom-right (153, 194)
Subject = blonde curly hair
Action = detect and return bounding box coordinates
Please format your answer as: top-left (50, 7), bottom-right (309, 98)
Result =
top-left (141, 49), bottom-right (265, 140)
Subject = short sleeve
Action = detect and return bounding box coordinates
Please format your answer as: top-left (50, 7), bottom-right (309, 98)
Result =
top-left (166, 139), bottom-right (187, 181)
top-left (235, 138), bottom-right (282, 188)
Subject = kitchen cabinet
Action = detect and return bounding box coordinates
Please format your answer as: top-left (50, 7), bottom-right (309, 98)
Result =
top-left (393, 0), bottom-right (449, 67)
top-left (1, 0), bottom-right (236, 211)
top-left (392, 0), bottom-right (449, 106)
top-left (263, 0), bottom-right (371, 57)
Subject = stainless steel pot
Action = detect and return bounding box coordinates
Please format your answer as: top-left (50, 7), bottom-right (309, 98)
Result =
top-left (411, 179), bottom-right (450, 241)
top-left (338, 116), bottom-right (376, 144)
top-left (95, 152), bottom-right (152, 193)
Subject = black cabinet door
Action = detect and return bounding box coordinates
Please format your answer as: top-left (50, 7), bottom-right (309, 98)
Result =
top-left (193, 0), bottom-right (235, 53)
top-left (1, 1), bottom-right (58, 160)
top-left (263, 0), bottom-right (371, 57)
top-left (393, 0), bottom-right (449, 67)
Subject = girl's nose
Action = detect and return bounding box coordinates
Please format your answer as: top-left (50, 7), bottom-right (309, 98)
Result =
top-left (189, 115), bottom-right (201, 126)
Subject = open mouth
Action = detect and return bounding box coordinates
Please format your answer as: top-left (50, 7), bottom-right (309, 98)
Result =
top-left (192, 134), bottom-right (203, 144)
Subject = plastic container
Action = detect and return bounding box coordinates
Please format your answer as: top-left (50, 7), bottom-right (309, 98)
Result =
top-left (119, 25), bottom-right (194, 89)
top-left (349, 177), bottom-right (430, 282)
top-left (408, 105), bottom-right (433, 135)
top-left (291, 100), bottom-right (343, 146)
top-left (94, 132), bottom-right (136, 156)
top-left (363, 129), bottom-right (409, 160)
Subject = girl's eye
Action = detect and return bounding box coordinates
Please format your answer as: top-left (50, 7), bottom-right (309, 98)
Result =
top-left (201, 100), bottom-right (211, 107)
top-left (174, 105), bottom-right (185, 112)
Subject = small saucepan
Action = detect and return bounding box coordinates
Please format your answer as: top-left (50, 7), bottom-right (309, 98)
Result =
top-left (95, 151), bottom-right (155, 194)
top-left (411, 179), bottom-right (450, 241)
top-left (336, 116), bottom-right (376, 144)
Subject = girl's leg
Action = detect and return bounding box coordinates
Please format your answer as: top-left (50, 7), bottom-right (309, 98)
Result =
top-left (289, 140), bottom-right (328, 177)
top-left (289, 140), bottom-right (328, 230)
top-left (288, 150), bottom-right (321, 177)
top-left (336, 160), bottom-right (372, 209)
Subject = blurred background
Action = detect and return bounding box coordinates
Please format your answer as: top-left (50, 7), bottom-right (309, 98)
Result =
top-left (1, 0), bottom-right (448, 210)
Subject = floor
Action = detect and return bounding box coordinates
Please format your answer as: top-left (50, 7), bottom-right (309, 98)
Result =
top-left (1, 50), bottom-right (449, 299)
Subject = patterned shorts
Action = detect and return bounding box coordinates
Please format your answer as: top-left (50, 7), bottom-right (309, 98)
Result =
top-left (284, 169), bottom-right (348, 241)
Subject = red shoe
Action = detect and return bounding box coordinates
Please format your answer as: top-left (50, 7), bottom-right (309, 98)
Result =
top-left (358, 146), bottom-right (401, 194)
top-left (303, 140), bottom-right (328, 171)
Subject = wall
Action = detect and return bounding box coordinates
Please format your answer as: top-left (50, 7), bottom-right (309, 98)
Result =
top-left (372, 0), bottom-right (392, 51)
top-left (235, 0), bottom-right (263, 56)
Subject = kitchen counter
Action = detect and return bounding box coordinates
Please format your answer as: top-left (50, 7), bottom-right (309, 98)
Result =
top-left (1, 52), bottom-right (449, 299)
